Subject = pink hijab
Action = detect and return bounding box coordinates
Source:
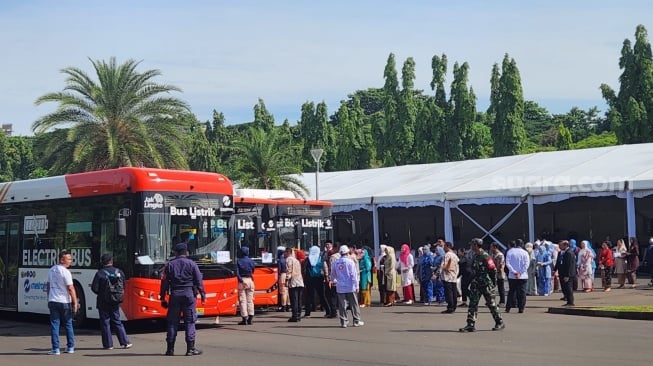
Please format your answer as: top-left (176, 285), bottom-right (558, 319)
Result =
top-left (399, 244), bottom-right (410, 266)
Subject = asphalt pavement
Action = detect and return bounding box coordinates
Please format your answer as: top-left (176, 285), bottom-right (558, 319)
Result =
top-left (0, 277), bottom-right (651, 366)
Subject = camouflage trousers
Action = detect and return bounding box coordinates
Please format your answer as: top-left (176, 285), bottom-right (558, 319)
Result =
top-left (466, 283), bottom-right (502, 326)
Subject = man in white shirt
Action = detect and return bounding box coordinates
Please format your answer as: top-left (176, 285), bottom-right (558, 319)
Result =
top-left (504, 240), bottom-right (530, 313)
top-left (46, 250), bottom-right (78, 355)
top-left (440, 242), bottom-right (459, 313)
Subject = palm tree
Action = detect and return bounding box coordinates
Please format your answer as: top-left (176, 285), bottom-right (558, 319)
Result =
top-left (231, 127), bottom-right (308, 197)
top-left (33, 57), bottom-right (190, 172)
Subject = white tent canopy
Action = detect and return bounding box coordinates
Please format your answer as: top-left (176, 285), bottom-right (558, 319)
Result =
top-left (295, 143), bottom-right (653, 207)
top-left (293, 143), bottom-right (653, 253)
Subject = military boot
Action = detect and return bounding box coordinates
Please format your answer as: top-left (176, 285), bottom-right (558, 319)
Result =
top-left (246, 315), bottom-right (253, 325)
top-left (185, 341), bottom-right (202, 356)
top-left (238, 317), bottom-right (248, 325)
top-left (492, 321), bottom-right (505, 331)
top-left (165, 341), bottom-right (175, 356)
top-left (459, 324), bottom-right (476, 332)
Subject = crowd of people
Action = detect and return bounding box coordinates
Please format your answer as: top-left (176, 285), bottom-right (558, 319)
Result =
top-left (269, 234), bottom-right (653, 329)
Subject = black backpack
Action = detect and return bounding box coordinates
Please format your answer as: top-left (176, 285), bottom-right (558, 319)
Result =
top-left (102, 269), bottom-right (125, 304)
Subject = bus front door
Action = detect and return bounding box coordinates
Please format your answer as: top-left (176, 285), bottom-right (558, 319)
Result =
top-left (0, 217), bottom-right (19, 310)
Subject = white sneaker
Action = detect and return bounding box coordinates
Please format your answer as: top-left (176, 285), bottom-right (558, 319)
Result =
top-left (47, 349), bottom-right (60, 355)
top-left (353, 321), bottom-right (365, 327)
top-left (405, 300), bottom-right (413, 305)
top-left (123, 344), bottom-right (133, 349)
top-left (64, 347), bottom-right (74, 354)
top-left (340, 323), bottom-right (347, 328)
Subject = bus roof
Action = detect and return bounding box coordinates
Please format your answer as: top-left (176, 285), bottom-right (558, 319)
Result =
top-left (0, 167), bottom-right (233, 203)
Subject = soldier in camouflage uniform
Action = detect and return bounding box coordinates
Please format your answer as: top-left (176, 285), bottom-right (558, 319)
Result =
top-left (459, 238), bottom-right (505, 332)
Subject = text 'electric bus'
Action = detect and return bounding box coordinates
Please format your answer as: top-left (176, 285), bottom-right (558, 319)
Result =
top-left (233, 189), bottom-right (333, 308)
top-left (0, 167), bottom-right (239, 324)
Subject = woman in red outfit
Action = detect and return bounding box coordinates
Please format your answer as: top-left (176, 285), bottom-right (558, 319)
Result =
top-left (598, 241), bottom-right (614, 292)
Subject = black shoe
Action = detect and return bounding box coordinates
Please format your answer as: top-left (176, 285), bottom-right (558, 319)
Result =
top-left (288, 317), bottom-right (299, 322)
top-left (559, 297), bottom-right (566, 301)
top-left (441, 310), bottom-right (454, 314)
top-left (504, 309), bottom-right (510, 313)
top-left (562, 303), bottom-right (575, 307)
top-left (238, 317), bottom-right (247, 325)
top-left (518, 309), bottom-right (524, 313)
top-left (304, 312), bottom-right (311, 317)
top-left (458, 303), bottom-right (467, 307)
top-left (492, 322), bottom-right (505, 331)
top-left (166, 350), bottom-right (174, 356)
top-left (459, 325), bottom-right (476, 332)
top-left (246, 316), bottom-right (253, 325)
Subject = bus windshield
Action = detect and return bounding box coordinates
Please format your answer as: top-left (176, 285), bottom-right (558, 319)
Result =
top-left (135, 195), bottom-right (232, 265)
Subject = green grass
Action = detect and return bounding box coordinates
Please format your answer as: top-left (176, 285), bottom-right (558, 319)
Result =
top-left (592, 305), bottom-right (653, 312)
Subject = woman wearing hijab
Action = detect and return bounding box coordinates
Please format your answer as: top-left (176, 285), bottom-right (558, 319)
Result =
top-left (535, 242), bottom-right (553, 296)
top-left (577, 240), bottom-right (596, 292)
top-left (598, 241), bottom-right (614, 292)
top-left (614, 239), bottom-right (628, 288)
top-left (626, 237), bottom-right (640, 288)
top-left (382, 246), bottom-right (397, 306)
top-left (304, 245), bottom-right (330, 317)
top-left (397, 244), bottom-right (415, 304)
top-left (377, 245), bottom-right (387, 305)
top-left (525, 242), bottom-right (538, 296)
top-left (358, 247), bottom-right (373, 307)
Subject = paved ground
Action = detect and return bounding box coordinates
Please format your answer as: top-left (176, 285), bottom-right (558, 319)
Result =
top-left (0, 278), bottom-right (651, 366)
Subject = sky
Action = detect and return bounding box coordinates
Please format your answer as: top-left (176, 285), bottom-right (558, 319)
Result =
top-left (1, 0), bottom-right (652, 136)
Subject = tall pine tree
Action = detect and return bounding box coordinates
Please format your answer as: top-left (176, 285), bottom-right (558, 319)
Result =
top-left (490, 54), bottom-right (526, 157)
top-left (601, 24), bottom-right (653, 143)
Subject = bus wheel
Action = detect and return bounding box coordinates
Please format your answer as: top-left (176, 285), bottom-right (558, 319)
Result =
top-left (73, 283), bottom-right (87, 327)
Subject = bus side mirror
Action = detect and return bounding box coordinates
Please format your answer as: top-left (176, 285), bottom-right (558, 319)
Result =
top-left (116, 218), bottom-right (127, 237)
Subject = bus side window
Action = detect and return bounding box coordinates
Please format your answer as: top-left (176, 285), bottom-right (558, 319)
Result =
top-left (116, 218), bottom-right (127, 237)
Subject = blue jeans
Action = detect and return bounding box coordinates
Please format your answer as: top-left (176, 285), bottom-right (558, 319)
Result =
top-left (49, 301), bottom-right (74, 351)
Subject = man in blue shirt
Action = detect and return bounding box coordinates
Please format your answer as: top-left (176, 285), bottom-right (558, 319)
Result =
top-left (330, 245), bottom-right (364, 328)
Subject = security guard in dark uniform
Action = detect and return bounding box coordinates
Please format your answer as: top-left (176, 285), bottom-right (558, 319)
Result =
top-left (160, 233), bottom-right (206, 356)
top-left (459, 238), bottom-right (505, 332)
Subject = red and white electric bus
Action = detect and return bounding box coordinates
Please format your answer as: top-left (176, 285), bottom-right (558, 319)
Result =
top-left (0, 167), bottom-right (239, 323)
top-left (233, 189), bottom-right (334, 308)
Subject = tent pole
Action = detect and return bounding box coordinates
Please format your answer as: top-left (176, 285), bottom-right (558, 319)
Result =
top-left (626, 190), bottom-right (636, 239)
top-left (444, 200), bottom-right (453, 243)
top-left (373, 203), bottom-right (380, 259)
top-left (528, 195), bottom-right (535, 243)
top-left (455, 205), bottom-right (506, 250)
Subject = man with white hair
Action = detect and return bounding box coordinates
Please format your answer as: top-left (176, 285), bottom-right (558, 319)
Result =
top-left (330, 245), bottom-right (364, 328)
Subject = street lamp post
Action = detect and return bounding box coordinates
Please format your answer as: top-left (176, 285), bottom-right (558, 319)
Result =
top-left (310, 148), bottom-right (324, 200)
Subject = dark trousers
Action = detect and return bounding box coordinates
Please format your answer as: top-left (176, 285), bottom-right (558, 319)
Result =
top-left (506, 278), bottom-right (527, 311)
top-left (99, 305), bottom-right (130, 348)
top-left (166, 291), bottom-right (197, 344)
top-left (460, 275), bottom-right (472, 303)
top-left (561, 277), bottom-right (575, 305)
top-left (305, 276), bottom-right (330, 315)
top-left (289, 287), bottom-right (303, 320)
top-left (496, 278), bottom-right (506, 304)
top-left (443, 281), bottom-right (458, 312)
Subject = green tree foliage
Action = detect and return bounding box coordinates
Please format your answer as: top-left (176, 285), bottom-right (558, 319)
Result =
top-left (6, 136), bottom-right (37, 180)
top-left (253, 98), bottom-right (275, 132)
top-left (448, 62), bottom-right (476, 161)
top-left (429, 54), bottom-right (449, 162)
top-left (601, 25), bottom-right (653, 143)
top-left (490, 54), bottom-right (526, 157)
top-left (391, 57), bottom-right (418, 165)
top-left (573, 131), bottom-right (618, 149)
top-left (556, 123), bottom-right (573, 150)
top-left (33, 57), bottom-right (190, 172)
top-left (0, 131), bottom-right (12, 181)
top-left (382, 53), bottom-right (400, 165)
top-left (231, 127), bottom-right (308, 197)
top-left (523, 101), bottom-right (553, 144)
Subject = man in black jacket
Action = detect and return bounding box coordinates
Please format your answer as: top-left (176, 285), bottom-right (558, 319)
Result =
top-left (554, 240), bottom-right (576, 306)
top-left (91, 253), bottom-right (132, 350)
